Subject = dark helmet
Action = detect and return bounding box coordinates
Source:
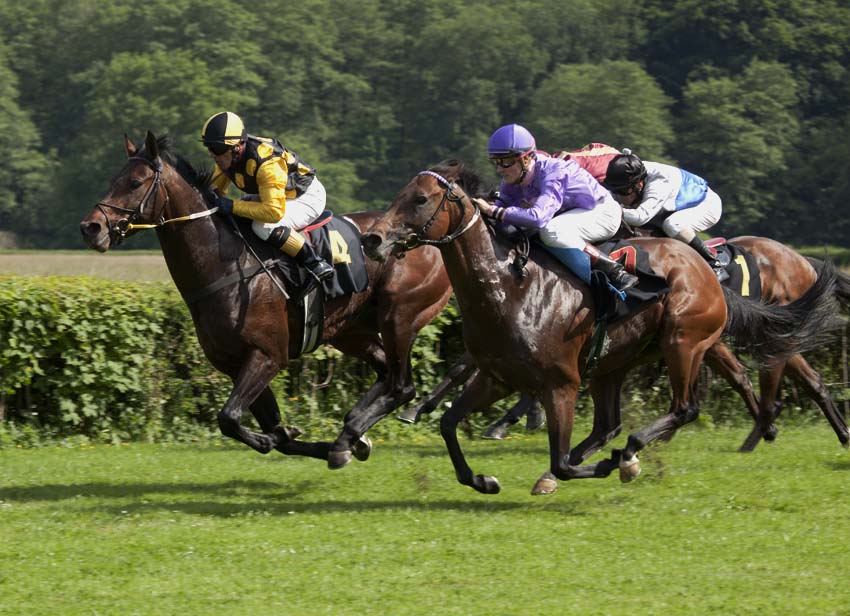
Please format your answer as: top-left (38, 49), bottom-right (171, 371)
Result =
top-left (200, 111), bottom-right (247, 147)
top-left (603, 151), bottom-right (646, 192)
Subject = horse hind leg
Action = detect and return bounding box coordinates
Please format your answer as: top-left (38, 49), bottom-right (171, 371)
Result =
top-left (785, 354), bottom-right (850, 448)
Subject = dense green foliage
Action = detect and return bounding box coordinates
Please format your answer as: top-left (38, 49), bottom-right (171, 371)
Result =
top-left (2, 428), bottom-right (850, 614)
top-left (1, 275), bottom-right (847, 446)
top-left (0, 0), bottom-right (848, 248)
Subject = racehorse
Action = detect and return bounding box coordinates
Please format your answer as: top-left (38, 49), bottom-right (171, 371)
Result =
top-left (401, 241), bottom-right (850, 453)
top-left (79, 131), bottom-right (453, 468)
top-left (362, 160), bottom-right (839, 494)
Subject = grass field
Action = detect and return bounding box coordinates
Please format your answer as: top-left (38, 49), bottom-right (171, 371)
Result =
top-left (2, 426), bottom-right (849, 615)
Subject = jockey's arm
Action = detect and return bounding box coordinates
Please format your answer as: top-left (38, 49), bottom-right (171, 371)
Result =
top-left (232, 161), bottom-right (289, 223)
top-left (621, 175), bottom-right (675, 227)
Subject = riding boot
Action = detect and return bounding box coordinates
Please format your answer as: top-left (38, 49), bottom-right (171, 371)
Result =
top-left (583, 243), bottom-right (639, 292)
top-left (268, 226), bottom-right (335, 282)
top-left (688, 236), bottom-right (729, 282)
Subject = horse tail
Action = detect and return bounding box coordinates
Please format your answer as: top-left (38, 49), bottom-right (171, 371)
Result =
top-left (722, 259), bottom-right (843, 362)
top-left (807, 256), bottom-right (850, 313)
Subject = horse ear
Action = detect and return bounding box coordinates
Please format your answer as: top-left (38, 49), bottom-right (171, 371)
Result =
top-left (144, 130), bottom-right (161, 165)
top-left (124, 134), bottom-right (137, 157)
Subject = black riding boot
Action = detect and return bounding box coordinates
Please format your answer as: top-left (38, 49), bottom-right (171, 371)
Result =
top-left (584, 244), bottom-right (639, 292)
top-left (295, 241), bottom-right (335, 282)
top-left (688, 237), bottom-right (729, 282)
top-left (268, 226), bottom-right (335, 283)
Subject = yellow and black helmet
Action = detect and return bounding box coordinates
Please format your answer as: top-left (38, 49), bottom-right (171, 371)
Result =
top-left (200, 111), bottom-right (247, 148)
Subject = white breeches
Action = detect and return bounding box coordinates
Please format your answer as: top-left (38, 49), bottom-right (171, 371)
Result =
top-left (538, 195), bottom-right (622, 250)
top-left (250, 178), bottom-right (327, 240)
top-left (661, 188), bottom-right (722, 238)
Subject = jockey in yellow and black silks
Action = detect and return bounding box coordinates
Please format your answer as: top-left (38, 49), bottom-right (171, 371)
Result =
top-left (200, 111), bottom-right (334, 283)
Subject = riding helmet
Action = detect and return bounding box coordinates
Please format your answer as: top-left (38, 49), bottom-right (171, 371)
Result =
top-left (201, 111), bottom-right (247, 147)
top-left (603, 151), bottom-right (647, 191)
top-left (487, 124), bottom-right (536, 156)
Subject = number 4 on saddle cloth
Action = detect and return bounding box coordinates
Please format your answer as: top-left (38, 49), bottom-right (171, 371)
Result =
top-left (225, 211), bottom-right (369, 355)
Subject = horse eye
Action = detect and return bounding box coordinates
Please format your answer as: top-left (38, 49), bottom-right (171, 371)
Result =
top-left (130, 179), bottom-right (143, 189)
top-left (414, 194), bottom-right (428, 206)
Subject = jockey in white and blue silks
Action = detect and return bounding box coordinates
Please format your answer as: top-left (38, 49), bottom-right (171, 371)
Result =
top-left (474, 124), bottom-right (638, 293)
top-left (603, 151), bottom-right (727, 281)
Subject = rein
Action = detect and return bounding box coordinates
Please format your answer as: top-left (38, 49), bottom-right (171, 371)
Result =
top-left (392, 170), bottom-right (480, 254)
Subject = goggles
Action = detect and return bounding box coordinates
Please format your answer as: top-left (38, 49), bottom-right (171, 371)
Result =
top-left (489, 154), bottom-right (521, 169)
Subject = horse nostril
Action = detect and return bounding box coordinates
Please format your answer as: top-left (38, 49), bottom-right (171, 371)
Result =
top-left (81, 221), bottom-right (101, 238)
top-left (361, 233), bottom-right (383, 254)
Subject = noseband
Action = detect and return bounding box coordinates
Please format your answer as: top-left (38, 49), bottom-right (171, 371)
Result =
top-left (95, 156), bottom-right (170, 245)
top-left (392, 170), bottom-right (481, 255)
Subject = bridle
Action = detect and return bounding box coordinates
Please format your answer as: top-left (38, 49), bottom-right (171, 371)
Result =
top-left (95, 155), bottom-right (217, 245)
top-left (390, 170), bottom-right (481, 256)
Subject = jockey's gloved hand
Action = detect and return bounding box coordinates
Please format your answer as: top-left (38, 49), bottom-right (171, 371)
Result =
top-left (472, 197), bottom-right (495, 217)
top-left (214, 195), bottom-right (234, 215)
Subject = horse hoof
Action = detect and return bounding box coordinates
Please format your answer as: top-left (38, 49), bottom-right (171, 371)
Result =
top-left (764, 425), bottom-right (779, 442)
top-left (397, 408), bottom-right (421, 424)
top-left (352, 436), bottom-right (372, 461)
top-left (841, 435), bottom-right (850, 450)
top-left (474, 474), bottom-right (501, 494)
top-left (481, 422), bottom-right (509, 440)
top-left (525, 413), bottom-right (546, 432)
top-left (531, 477), bottom-right (558, 495)
top-left (618, 454), bottom-right (641, 483)
top-left (328, 450), bottom-right (353, 470)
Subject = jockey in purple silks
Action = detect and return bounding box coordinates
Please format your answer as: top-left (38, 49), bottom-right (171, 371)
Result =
top-left (474, 123), bottom-right (638, 293)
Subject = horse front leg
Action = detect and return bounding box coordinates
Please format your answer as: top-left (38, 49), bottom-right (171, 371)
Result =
top-left (482, 394), bottom-right (538, 440)
top-left (531, 374), bottom-right (623, 496)
top-left (440, 372), bottom-right (509, 494)
top-left (398, 356), bottom-right (477, 424)
top-left (247, 387), bottom-right (335, 461)
top-left (217, 349), bottom-right (285, 454)
top-left (541, 383), bottom-right (619, 482)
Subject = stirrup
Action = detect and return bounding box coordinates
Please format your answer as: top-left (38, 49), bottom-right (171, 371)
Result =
top-left (306, 260), bottom-right (335, 282)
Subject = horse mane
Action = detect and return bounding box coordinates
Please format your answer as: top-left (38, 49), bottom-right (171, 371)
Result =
top-left (137, 135), bottom-right (216, 204)
top-left (429, 159), bottom-right (491, 199)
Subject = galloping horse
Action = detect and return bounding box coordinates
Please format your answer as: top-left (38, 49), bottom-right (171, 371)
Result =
top-left (362, 161), bottom-right (838, 493)
top-left (79, 131), bottom-right (453, 467)
top-left (402, 239), bottom-right (850, 452)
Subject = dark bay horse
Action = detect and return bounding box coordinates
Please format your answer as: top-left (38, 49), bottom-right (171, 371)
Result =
top-left (79, 131), bottom-right (453, 467)
top-left (362, 161), bottom-right (838, 494)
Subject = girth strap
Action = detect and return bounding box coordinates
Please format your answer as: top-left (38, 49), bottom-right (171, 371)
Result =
top-left (181, 259), bottom-right (280, 305)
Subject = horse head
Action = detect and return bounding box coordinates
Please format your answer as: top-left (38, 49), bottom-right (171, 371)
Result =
top-left (80, 130), bottom-right (216, 253)
top-left (362, 160), bottom-right (485, 262)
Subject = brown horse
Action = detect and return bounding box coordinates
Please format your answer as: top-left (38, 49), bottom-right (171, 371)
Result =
top-left (402, 241), bottom-right (850, 452)
top-left (362, 161), bottom-right (838, 493)
top-left (79, 131), bottom-right (453, 467)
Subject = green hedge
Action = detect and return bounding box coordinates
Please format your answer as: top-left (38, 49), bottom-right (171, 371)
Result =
top-left (0, 275), bottom-right (464, 446)
top-left (1, 275), bottom-right (847, 448)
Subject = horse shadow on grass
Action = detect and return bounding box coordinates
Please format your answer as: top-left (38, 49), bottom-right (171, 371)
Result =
top-left (0, 478), bottom-right (616, 517)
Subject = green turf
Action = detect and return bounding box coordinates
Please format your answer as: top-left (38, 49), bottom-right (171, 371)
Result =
top-left (1, 426), bottom-right (849, 615)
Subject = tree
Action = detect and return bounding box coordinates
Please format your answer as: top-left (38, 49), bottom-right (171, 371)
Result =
top-left (527, 61), bottom-right (675, 158)
top-left (676, 60), bottom-right (800, 233)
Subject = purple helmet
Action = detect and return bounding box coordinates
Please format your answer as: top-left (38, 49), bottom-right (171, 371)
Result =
top-left (487, 124), bottom-right (536, 156)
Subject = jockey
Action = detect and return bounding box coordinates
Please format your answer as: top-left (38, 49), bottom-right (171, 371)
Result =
top-left (475, 124), bottom-right (638, 292)
top-left (603, 151), bottom-right (728, 281)
top-left (200, 111), bottom-right (334, 283)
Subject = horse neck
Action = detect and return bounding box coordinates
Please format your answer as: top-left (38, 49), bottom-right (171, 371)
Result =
top-left (439, 218), bottom-right (518, 319)
top-left (155, 167), bottom-right (241, 295)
